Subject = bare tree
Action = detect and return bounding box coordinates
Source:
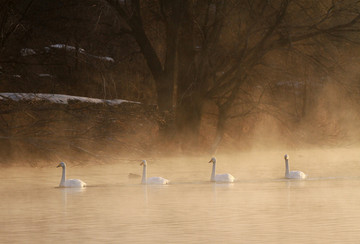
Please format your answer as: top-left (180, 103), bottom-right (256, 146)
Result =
top-left (104, 0), bottom-right (360, 152)
top-left (203, 0), bottom-right (360, 152)
top-left (105, 0), bottom-right (183, 112)
top-left (0, 0), bottom-right (34, 52)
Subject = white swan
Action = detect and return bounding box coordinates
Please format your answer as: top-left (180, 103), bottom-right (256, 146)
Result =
top-left (208, 157), bottom-right (235, 183)
top-left (57, 162), bottom-right (86, 188)
top-left (140, 160), bottom-right (169, 185)
top-left (284, 154), bottom-right (307, 179)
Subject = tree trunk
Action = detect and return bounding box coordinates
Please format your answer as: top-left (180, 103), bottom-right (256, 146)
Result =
top-left (175, 91), bottom-right (204, 151)
top-left (209, 108), bottom-right (227, 154)
top-left (301, 79), bottom-right (308, 118)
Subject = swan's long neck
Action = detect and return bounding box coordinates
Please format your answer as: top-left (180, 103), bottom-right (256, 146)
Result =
top-left (60, 166), bottom-right (66, 186)
top-left (285, 159), bottom-right (290, 176)
top-left (141, 164), bottom-right (147, 184)
top-left (211, 162), bottom-right (216, 181)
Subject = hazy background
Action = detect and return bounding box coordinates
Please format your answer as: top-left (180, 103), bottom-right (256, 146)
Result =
top-left (1, 0), bottom-right (360, 165)
top-left (3, 2), bottom-right (360, 243)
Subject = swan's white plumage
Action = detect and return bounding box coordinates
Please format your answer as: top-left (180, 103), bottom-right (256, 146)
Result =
top-left (208, 157), bottom-right (235, 183)
top-left (61, 178), bottom-right (86, 188)
top-left (284, 154), bottom-right (307, 179)
top-left (57, 162), bottom-right (86, 188)
top-left (146, 176), bottom-right (169, 184)
top-left (214, 173), bottom-right (235, 182)
top-left (286, 171), bottom-right (307, 179)
top-left (140, 160), bottom-right (169, 185)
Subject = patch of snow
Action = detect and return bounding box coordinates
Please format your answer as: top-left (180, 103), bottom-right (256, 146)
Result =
top-left (21, 48), bottom-right (36, 56)
top-left (99, 56), bottom-right (115, 62)
top-left (49, 43), bottom-right (114, 62)
top-left (0, 93), bottom-right (140, 105)
top-left (84, 53), bottom-right (115, 63)
top-left (12, 75), bottom-right (21, 78)
top-left (20, 45), bottom-right (115, 63)
top-left (50, 44), bottom-right (85, 53)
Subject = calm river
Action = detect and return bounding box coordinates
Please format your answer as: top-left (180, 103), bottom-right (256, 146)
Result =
top-left (1, 149), bottom-right (360, 243)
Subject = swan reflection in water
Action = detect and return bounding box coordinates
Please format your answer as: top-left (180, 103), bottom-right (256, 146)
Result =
top-left (58, 186), bottom-right (86, 212)
top-left (212, 181), bottom-right (234, 202)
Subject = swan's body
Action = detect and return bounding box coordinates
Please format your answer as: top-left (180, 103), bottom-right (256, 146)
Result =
top-left (208, 157), bottom-right (235, 183)
top-left (284, 154), bottom-right (307, 179)
top-left (140, 160), bottom-right (169, 185)
top-left (57, 162), bottom-right (86, 188)
top-left (213, 173), bottom-right (235, 182)
top-left (145, 176), bottom-right (169, 184)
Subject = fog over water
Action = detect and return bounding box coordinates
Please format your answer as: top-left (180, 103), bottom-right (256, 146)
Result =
top-left (1, 148), bottom-right (360, 243)
top-left (3, 1), bottom-right (360, 242)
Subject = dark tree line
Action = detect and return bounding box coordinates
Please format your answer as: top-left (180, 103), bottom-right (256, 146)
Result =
top-left (1, 0), bottom-right (360, 153)
top-left (104, 0), bottom-right (360, 151)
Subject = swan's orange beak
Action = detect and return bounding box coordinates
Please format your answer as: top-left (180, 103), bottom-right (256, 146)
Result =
top-left (208, 160), bottom-right (212, 163)
top-left (56, 164), bottom-right (61, 168)
top-left (140, 162), bottom-right (144, 166)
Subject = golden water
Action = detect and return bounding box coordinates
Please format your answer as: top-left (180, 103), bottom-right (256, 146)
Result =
top-left (1, 149), bottom-right (360, 243)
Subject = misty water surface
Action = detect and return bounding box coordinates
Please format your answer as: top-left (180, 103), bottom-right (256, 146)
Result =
top-left (1, 149), bottom-right (360, 243)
